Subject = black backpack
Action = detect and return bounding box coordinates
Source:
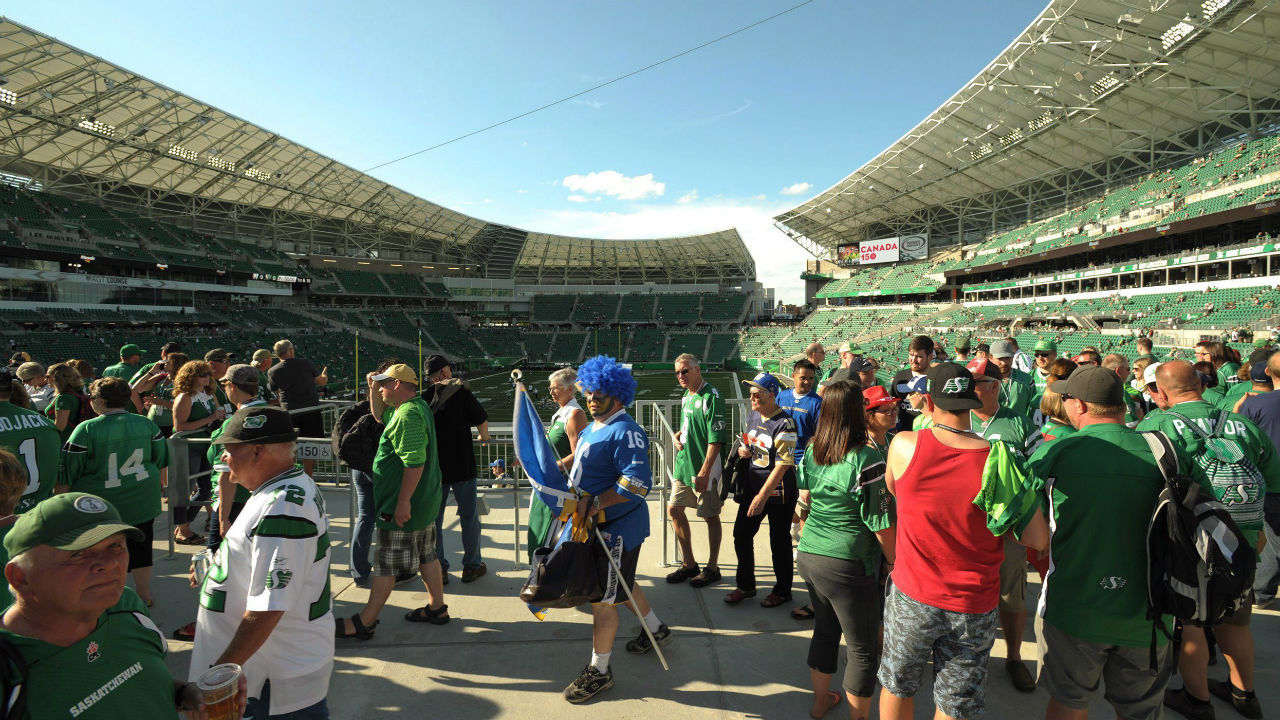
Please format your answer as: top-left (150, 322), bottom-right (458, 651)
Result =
top-left (332, 402), bottom-right (379, 473)
top-left (1140, 431), bottom-right (1255, 664)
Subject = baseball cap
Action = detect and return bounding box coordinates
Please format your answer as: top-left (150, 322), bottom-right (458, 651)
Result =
top-left (954, 336), bottom-right (972, 352)
top-left (252, 349), bottom-right (272, 362)
top-left (837, 343), bottom-right (852, 354)
top-left (1143, 362), bottom-right (1163, 386)
top-left (975, 342), bottom-right (991, 355)
top-left (743, 372), bottom-right (780, 395)
top-left (372, 363), bottom-right (419, 385)
top-left (426, 354), bottom-right (451, 376)
top-left (820, 367), bottom-right (857, 388)
top-left (1248, 348), bottom-right (1273, 364)
top-left (490, 459), bottom-right (505, 468)
top-left (160, 341), bottom-right (181, 355)
top-left (204, 348), bottom-right (231, 363)
top-left (849, 343), bottom-right (863, 354)
top-left (965, 358), bottom-right (1001, 380)
top-left (1255, 337), bottom-right (1272, 348)
top-left (895, 375), bottom-right (928, 395)
top-left (211, 406), bottom-right (298, 445)
top-left (220, 364), bottom-right (259, 386)
top-left (9, 351), bottom-right (30, 365)
top-left (863, 385), bottom-right (896, 409)
top-left (4, 493), bottom-right (142, 559)
top-left (15, 362), bottom-right (44, 381)
top-left (1050, 365), bottom-right (1124, 405)
top-left (925, 363), bottom-right (982, 411)
top-left (849, 357), bottom-right (874, 373)
top-left (989, 340), bottom-right (1016, 359)
top-left (1033, 339), bottom-right (1058, 353)
top-left (119, 343), bottom-right (145, 359)
top-left (1251, 361), bottom-right (1270, 383)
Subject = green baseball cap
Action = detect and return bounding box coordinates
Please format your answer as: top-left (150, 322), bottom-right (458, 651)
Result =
top-left (1255, 337), bottom-right (1271, 348)
top-left (119, 343), bottom-right (145, 359)
top-left (4, 493), bottom-right (142, 559)
top-left (1033, 339), bottom-right (1058, 353)
top-left (954, 336), bottom-right (972, 352)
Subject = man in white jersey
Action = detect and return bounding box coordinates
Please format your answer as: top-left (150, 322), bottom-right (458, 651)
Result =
top-left (192, 406), bottom-right (333, 719)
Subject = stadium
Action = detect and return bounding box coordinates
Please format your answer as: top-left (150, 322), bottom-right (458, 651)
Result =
top-left (2, 1), bottom-right (1280, 717)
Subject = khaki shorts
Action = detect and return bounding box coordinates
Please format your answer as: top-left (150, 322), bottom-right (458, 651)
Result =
top-left (1036, 616), bottom-right (1173, 720)
top-left (998, 536), bottom-right (1028, 615)
top-left (670, 475), bottom-right (722, 519)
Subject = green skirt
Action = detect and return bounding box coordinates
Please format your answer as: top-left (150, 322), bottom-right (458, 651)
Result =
top-left (527, 498), bottom-right (555, 564)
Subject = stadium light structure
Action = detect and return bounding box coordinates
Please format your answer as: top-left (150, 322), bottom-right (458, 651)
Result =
top-left (1161, 20), bottom-right (1197, 52)
top-left (0, 87), bottom-right (16, 107)
top-left (77, 118), bottom-right (115, 137)
top-left (168, 144), bottom-right (199, 162)
top-left (1090, 74), bottom-right (1122, 98)
top-left (243, 167), bottom-right (271, 181)
top-left (207, 155), bottom-right (234, 172)
top-left (1201, 0), bottom-right (1240, 20)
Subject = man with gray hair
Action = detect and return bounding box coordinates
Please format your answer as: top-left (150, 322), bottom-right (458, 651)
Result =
top-left (805, 343), bottom-right (828, 381)
top-left (16, 362), bottom-right (52, 413)
top-left (667, 353), bottom-right (730, 588)
top-left (267, 339), bottom-right (328, 476)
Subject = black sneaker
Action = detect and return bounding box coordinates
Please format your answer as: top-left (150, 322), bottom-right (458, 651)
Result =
top-left (1208, 679), bottom-right (1263, 719)
top-left (625, 623), bottom-right (673, 654)
top-left (563, 665), bottom-right (613, 704)
top-left (689, 567), bottom-right (722, 588)
top-left (1164, 688), bottom-right (1216, 720)
top-left (665, 564), bottom-right (700, 584)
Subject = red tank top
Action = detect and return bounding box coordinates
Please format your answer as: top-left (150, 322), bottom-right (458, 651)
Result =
top-left (893, 429), bottom-right (1003, 613)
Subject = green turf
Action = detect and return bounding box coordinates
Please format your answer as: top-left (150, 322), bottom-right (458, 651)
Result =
top-left (464, 370), bottom-right (744, 422)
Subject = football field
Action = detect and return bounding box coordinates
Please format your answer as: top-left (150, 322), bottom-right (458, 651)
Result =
top-left (464, 369), bottom-right (744, 422)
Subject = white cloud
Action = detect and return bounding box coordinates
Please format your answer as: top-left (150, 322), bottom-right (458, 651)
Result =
top-left (483, 198), bottom-right (493, 204)
top-left (566, 195), bottom-right (594, 203)
top-left (516, 189), bottom-right (528, 194)
top-left (532, 197), bottom-right (811, 304)
top-left (572, 98), bottom-right (605, 110)
top-left (752, 194), bottom-right (767, 201)
top-left (677, 189), bottom-right (699, 204)
top-left (780, 182), bottom-right (813, 196)
top-left (562, 170), bottom-right (665, 201)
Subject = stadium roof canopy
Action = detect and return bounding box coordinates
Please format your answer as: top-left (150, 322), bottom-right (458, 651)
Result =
top-left (0, 18), bottom-right (754, 284)
top-left (775, 0), bottom-right (1280, 254)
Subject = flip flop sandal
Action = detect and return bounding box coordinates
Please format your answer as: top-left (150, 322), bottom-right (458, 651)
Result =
top-left (723, 588), bottom-right (757, 604)
top-left (405, 604), bottom-right (450, 625)
top-left (334, 614), bottom-right (378, 640)
top-left (790, 605), bottom-right (816, 620)
top-left (174, 533), bottom-right (205, 546)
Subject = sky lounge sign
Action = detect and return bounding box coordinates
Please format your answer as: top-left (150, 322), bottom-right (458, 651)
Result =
top-left (859, 238), bottom-right (899, 265)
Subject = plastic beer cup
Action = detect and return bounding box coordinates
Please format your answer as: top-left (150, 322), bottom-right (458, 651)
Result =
top-left (196, 663), bottom-right (242, 720)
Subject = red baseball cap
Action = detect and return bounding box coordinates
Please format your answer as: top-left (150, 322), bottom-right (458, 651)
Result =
top-left (863, 385), bottom-right (897, 409)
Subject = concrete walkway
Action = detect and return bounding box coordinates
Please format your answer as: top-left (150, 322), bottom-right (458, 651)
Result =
top-left (147, 483), bottom-right (1280, 719)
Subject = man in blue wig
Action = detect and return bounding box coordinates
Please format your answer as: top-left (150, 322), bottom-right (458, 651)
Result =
top-left (562, 355), bottom-right (672, 703)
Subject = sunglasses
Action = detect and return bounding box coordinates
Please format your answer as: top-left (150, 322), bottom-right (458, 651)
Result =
top-left (869, 406), bottom-right (897, 415)
top-left (1035, 352), bottom-right (1053, 358)
top-left (676, 368), bottom-right (692, 376)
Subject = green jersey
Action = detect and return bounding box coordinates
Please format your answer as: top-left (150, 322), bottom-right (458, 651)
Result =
top-left (373, 396), bottom-right (442, 531)
top-left (1029, 367), bottom-right (1053, 425)
top-left (180, 392), bottom-right (218, 435)
top-left (1216, 383), bottom-right (1260, 413)
top-left (100, 361), bottom-right (140, 381)
top-left (674, 383), bottom-right (730, 486)
top-left (547, 399), bottom-right (584, 459)
top-left (1029, 423), bottom-right (1195, 647)
top-left (145, 381), bottom-right (175, 428)
top-left (1219, 361), bottom-right (1242, 389)
top-left (971, 407), bottom-right (1037, 457)
top-left (1135, 400), bottom-right (1280, 544)
top-left (257, 370), bottom-right (275, 404)
top-left (796, 445), bottom-right (893, 574)
top-left (44, 392), bottom-right (82, 443)
top-left (61, 412), bottom-right (168, 526)
top-left (128, 361), bottom-right (161, 385)
top-left (998, 369), bottom-right (1036, 420)
top-left (0, 401), bottom-right (61, 513)
top-left (911, 413), bottom-right (934, 431)
top-left (0, 588), bottom-right (179, 720)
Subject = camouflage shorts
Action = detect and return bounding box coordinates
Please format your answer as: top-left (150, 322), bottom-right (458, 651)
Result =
top-left (878, 586), bottom-right (998, 719)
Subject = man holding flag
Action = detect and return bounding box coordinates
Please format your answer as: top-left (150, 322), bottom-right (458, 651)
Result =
top-left (516, 355), bottom-right (671, 703)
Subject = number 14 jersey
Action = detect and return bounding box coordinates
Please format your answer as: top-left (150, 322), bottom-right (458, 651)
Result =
top-left (61, 411), bottom-right (168, 525)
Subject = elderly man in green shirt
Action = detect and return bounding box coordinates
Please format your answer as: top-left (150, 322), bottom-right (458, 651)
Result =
top-left (337, 363), bottom-right (448, 640)
top-left (1138, 360), bottom-right (1277, 720)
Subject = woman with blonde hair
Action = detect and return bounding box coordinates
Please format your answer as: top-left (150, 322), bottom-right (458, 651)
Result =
top-left (1036, 358), bottom-right (1079, 445)
top-left (170, 359), bottom-right (225, 544)
top-left (67, 358), bottom-right (96, 383)
top-left (44, 362), bottom-right (89, 442)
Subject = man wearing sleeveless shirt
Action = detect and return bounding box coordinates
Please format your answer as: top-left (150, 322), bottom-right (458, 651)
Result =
top-left (878, 363), bottom-right (1048, 720)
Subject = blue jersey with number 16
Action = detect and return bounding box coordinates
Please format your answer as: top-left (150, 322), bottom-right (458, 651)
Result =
top-left (569, 409), bottom-right (651, 550)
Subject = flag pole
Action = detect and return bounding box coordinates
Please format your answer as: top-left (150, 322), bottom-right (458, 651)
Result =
top-left (354, 330), bottom-right (360, 400)
top-left (512, 369), bottom-right (668, 671)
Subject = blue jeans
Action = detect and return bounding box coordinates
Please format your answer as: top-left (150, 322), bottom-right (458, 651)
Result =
top-left (1254, 494), bottom-right (1280, 602)
top-left (350, 470), bottom-right (376, 585)
top-left (246, 681), bottom-right (329, 720)
top-left (435, 479), bottom-right (482, 571)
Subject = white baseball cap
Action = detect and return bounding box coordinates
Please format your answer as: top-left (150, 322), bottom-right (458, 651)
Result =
top-left (1143, 362), bottom-right (1163, 387)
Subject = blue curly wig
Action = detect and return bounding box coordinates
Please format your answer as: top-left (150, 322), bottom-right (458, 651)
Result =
top-left (576, 355), bottom-right (637, 406)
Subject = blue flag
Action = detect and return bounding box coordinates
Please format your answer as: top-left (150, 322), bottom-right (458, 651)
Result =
top-left (512, 382), bottom-right (575, 514)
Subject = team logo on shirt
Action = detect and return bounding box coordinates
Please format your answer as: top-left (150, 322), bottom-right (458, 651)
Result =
top-left (1097, 576), bottom-right (1127, 590)
top-left (265, 569), bottom-right (293, 589)
top-left (86, 640), bottom-right (101, 662)
top-left (74, 496), bottom-right (109, 514)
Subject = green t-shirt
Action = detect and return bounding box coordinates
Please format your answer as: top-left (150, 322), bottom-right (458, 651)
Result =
top-left (1029, 423), bottom-right (1193, 647)
top-left (180, 392), bottom-right (218, 436)
top-left (44, 392), bottom-right (82, 443)
top-left (61, 412), bottom-right (169, 526)
top-left (1216, 383), bottom-right (1261, 413)
top-left (1135, 400), bottom-right (1280, 544)
top-left (100, 361), bottom-right (140, 381)
top-left (971, 407), bottom-right (1037, 457)
top-left (796, 445), bottom-right (893, 573)
top-left (0, 401), bottom-right (61, 513)
top-left (145, 381), bottom-right (175, 428)
top-left (911, 413), bottom-right (934, 431)
top-left (0, 588), bottom-right (179, 720)
top-left (674, 383), bottom-right (730, 486)
top-left (372, 396), bottom-right (443, 531)
top-left (1029, 367), bottom-right (1053, 425)
top-left (1219, 361), bottom-right (1242, 389)
top-left (257, 370), bottom-right (275, 404)
top-left (128, 361), bottom-right (160, 386)
top-left (1203, 383), bottom-right (1227, 406)
top-left (998, 369), bottom-right (1036, 421)
top-left (1039, 419), bottom-right (1077, 444)
top-left (207, 403), bottom-right (260, 510)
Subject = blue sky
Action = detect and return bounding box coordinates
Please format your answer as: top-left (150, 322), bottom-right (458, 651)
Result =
top-left (11, 1), bottom-right (1041, 302)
